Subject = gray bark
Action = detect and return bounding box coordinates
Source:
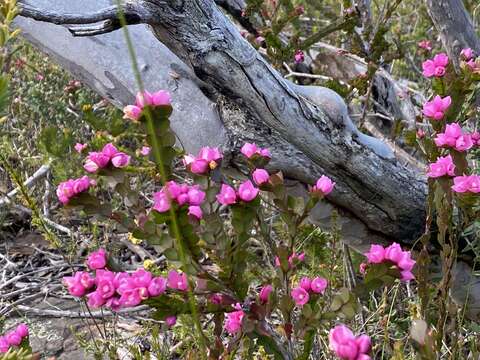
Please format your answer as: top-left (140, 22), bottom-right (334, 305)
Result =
top-left (425, 0), bottom-right (480, 67)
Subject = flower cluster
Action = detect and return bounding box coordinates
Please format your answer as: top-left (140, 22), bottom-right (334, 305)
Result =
top-left (84, 143), bottom-right (131, 173)
top-left (451, 175), bottom-right (480, 194)
top-left (216, 180), bottom-right (259, 204)
top-left (240, 143), bottom-right (271, 159)
top-left (224, 303), bottom-right (245, 334)
top-left (311, 175), bottom-right (336, 196)
top-left (422, 95), bottom-right (451, 120)
top-left (422, 53), bottom-right (448, 77)
top-left (291, 276), bottom-right (328, 306)
top-left (426, 155), bottom-right (455, 178)
top-left (329, 324), bottom-right (371, 360)
top-left (362, 243), bottom-right (415, 281)
top-left (434, 123), bottom-right (474, 151)
top-left (184, 146), bottom-right (223, 175)
top-left (56, 176), bottom-right (95, 204)
top-left (123, 90), bottom-right (172, 121)
top-left (152, 181), bottom-right (206, 219)
top-left (460, 48), bottom-right (479, 72)
top-left (0, 324), bottom-right (29, 354)
top-left (63, 249), bottom-right (186, 312)
top-left (418, 40), bottom-right (432, 51)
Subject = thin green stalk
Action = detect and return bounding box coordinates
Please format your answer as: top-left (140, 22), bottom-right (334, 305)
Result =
top-left (113, 2), bottom-right (206, 355)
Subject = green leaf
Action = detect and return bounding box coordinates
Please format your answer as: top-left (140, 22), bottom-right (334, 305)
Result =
top-left (39, 126), bottom-right (73, 158)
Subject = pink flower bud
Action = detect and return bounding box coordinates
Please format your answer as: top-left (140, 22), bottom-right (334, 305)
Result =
top-left (187, 186), bottom-right (206, 206)
top-left (365, 244), bottom-right (385, 263)
top-left (313, 175), bottom-right (335, 195)
top-left (150, 90), bottom-right (171, 106)
top-left (188, 205), bottom-right (203, 220)
top-left (87, 249), bottom-right (107, 270)
top-left (238, 180), bottom-right (259, 202)
top-left (140, 146), bottom-right (151, 156)
top-left (259, 285), bottom-right (273, 303)
top-left (15, 324), bottom-right (29, 339)
top-left (123, 105), bottom-right (142, 121)
top-left (216, 184), bottom-right (237, 205)
top-left (166, 316), bottom-right (177, 327)
top-left (153, 191), bottom-right (171, 212)
top-left (74, 143), bottom-right (87, 153)
top-left (240, 143), bottom-right (258, 158)
top-left (299, 277), bottom-right (312, 292)
top-left (5, 331), bottom-right (21, 346)
top-left (167, 270), bottom-right (188, 291)
top-left (460, 48), bottom-right (474, 61)
top-left (190, 159), bottom-right (209, 174)
top-left (252, 169), bottom-right (270, 185)
top-left (294, 50), bottom-right (305, 64)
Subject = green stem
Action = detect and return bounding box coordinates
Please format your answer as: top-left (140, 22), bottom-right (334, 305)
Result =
top-left (114, 2), bottom-right (207, 355)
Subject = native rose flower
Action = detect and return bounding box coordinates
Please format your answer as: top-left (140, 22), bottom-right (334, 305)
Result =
top-left (426, 155), bottom-right (455, 178)
top-left (294, 50), bottom-right (305, 63)
top-left (418, 40), bottom-right (432, 51)
top-left (451, 175), bottom-right (480, 194)
top-left (216, 184), bottom-right (237, 205)
top-left (240, 142), bottom-right (271, 159)
top-left (184, 146), bottom-right (223, 174)
top-left (167, 270), bottom-right (188, 291)
top-left (238, 180), bottom-right (259, 202)
top-left (0, 324), bottom-right (30, 353)
top-left (422, 95), bottom-right (451, 120)
top-left (165, 316), bottom-right (177, 327)
top-left (188, 205), bottom-right (203, 220)
top-left (74, 143), bottom-right (87, 153)
top-left (140, 146), bottom-right (151, 156)
top-left (224, 303), bottom-right (245, 334)
top-left (434, 123), bottom-right (471, 150)
top-left (56, 176), bottom-right (94, 204)
top-left (259, 285), bottom-right (273, 303)
top-left (312, 175), bottom-right (335, 196)
top-left (87, 248), bottom-right (107, 270)
top-left (311, 277), bottom-right (328, 294)
top-left (84, 143), bottom-right (130, 173)
top-left (291, 287), bottom-right (310, 306)
top-left (252, 168), bottom-right (270, 185)
top-left (152, 181), bottom-right (206, 213)
top-left (123, 90), bottom-right (172, 121)
top-left (460, 48), bottom-right (474, 61)
top-left (329, 324), bottom-right (372, 360)
top-left (363, 243), bottom-right (416, 281)
top-left (422, 53), bottom-right (449, 77)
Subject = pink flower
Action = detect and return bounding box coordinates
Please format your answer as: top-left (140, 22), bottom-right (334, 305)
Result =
top-left (150, 90), bottom-right (172, 106)
top-left (190, 159), bottom-right (209, 174)
top-left (291, 287), bottom-right (309, 306)
top-left (312, 175), bottom-right (335, 195)
top-left (299, 277), bottom-right (312, 291)
top-left (384, 243), bottom-right (404, 263)
top-left (422, 95), bottom-right (451, 120)
top-left (15, 324), bottom-right (29, 339)
top-left (460, 48), bottom-right (474, 61)
top-left (252, 169), bottom-right (270, 185)
top-left (365, 244), bottom-right (385, 264)
top-left (74, 143), bottom-right (87, 153)
top-left (0, 336), bottom-right (10, 353)
top-left (452, 175), bottom-right (480, 193)
top-left (5, 332), bottom-right (21, 347)
top-left (187, 186), bottom-right (206, 206)
top-left (288, 252), bottom-right (305, 265)
top-left (216, 184), bottom-right (237, 205)
top-left (188, 205), bottom-right (203, 219)
top-left (84, 151), bottom-right (110, 173)
top-left (97, 278), bottom-right (116, 299)
top-left (166, 315), bottom-right (177, 327)
top-left (119, 288), bottom-right (143, 307)
top-left (422, 53), bottom-right (449, 77)
top-left (210, 293), bottom-right (223, 304)
top-left (259, 285), bottom-right (273, 303)
top-left (198, 146), bottom-right (223, 163)
top-left (63, 275), bottom-right (86, 297)
top-left (132, 269), bottom-right (153, 288)
top-left (105, 296), bottom-right (122, 311)
top-left (101, 143), bottom-right (119, 158)
top-left (329, 324), bottom-right (366, 360)
top-left (471, 132), bottom-right (480, 146)
top-left (87, 248), bottom-right (107, 270)
top-left (111, 152), bottom-right (131, 168)
top-left (238, 180), bottom-right (259, 202)
top-left (167, 270), bottom-right (188, 291)
top-left (153, 191), bottom-right (171, 212)
top-left (87, 290), bottom-right (106, 308)
top-left (123, 105), bottom-right (142, 121)
top-left (224, 304), bottom-right (245, 334)
top-left (426, 155), bottom-right (455, 178)
top-left (311, 277), bottom-right (328, 294)
top-left (359, 263), bottom-right (367, 274)
top-left (56, 176), bottom-right (94, 204)
top-left (148, 277), bottom-right (167, 297)
top-left (259, 148), bottom-right (271, 158)
top-left (434, 123), bottom-right (462, 147)
top-left (418, 40), bottom-right (432, 51)
top-left (294, 50), bottom-right (305, 63)
top-left (455, 134), bottom-right (473, 151)
top-left (77, 271), bottom-right (95, 289)
top-left (241, 143), bottom-right (258, 158)
top-left (140, 146), bottom-right (151, 156)
top-left (255, 36), bottom-right (265, 45)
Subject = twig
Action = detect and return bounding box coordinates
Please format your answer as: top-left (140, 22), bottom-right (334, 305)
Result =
top-left (11, 304), bottom-right (149, 318)
top-left (0, 164), bottom-right (51, 207)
